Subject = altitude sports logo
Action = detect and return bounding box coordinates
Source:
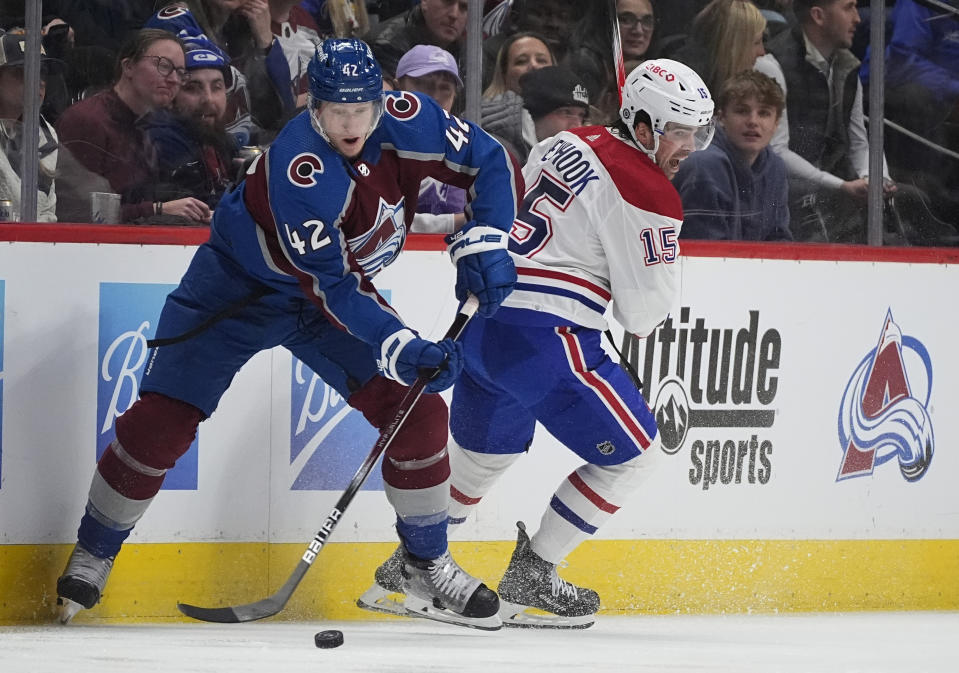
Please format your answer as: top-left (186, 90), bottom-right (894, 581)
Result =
top-left (620, 307), bottom-right (780, 490)
top-left (96, 283), bottom-right (198, 489)
top-left (837, 310), bottom-right (934, 482)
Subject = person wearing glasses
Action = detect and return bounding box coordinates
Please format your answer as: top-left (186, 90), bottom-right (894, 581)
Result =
top-left (55, 28), bottom-right (214, 224)
top-left (145, 40), bottom-right (240, 217)
top-left (564, 0), bottom-right (656, 122)
top-left (618, 0), bottom-right (657, 62)
top-left (146, 1), bottom-right (293, 146)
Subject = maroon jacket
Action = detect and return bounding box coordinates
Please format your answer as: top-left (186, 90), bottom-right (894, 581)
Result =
top-left (56, 89), bottom-right (158, 221)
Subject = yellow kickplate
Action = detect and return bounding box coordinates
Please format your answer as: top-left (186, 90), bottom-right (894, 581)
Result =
top-left (2, 539), bottom-right (957, 624)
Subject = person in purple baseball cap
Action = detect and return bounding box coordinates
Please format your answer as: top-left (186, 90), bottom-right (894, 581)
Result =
top-left (395, 44), bottom-right (468, 235)
top-left (396, 43), bottom-right (463, 114)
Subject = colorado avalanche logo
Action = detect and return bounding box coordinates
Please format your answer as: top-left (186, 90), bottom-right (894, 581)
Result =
top-left (348, 197), bottom-right (406, 276)
top-left (288, 152), bottom-right (324, 188)
top-left (384, 91), bottom-right (421, 121)
top-left (837, 310), bottom-right (934, 482)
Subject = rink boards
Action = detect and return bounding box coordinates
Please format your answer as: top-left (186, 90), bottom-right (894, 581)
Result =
top-left (0, 225), bottom-right (957, 623)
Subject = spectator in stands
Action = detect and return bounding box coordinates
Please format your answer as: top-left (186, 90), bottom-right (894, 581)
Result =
top-left (367, 0), bottom-right (467, 79)
top-left (479, 32), bottom-right (554, 161)
top-left (482, 31), bottom-right (554, 100)
top-left (397, 43), bottom-right (461, 115)
top-left (55, 29), bottom-right (212, 224)
top-left (619, 0), bottom-right (657, 62)
top-left (511, 0), bottom-right (577, 62)
top-left (649, 0), bottom-right (710, 54)
top-left (366, 0), bottom-right (414, 24)
top-left (752, 0), bottom-right (794, 39)
top-left (38, 0), bottom-right (154, 54)
top-left (674, 69), bottom-right (791, 240)
top-left (296, 0), bottom-right (369, 38)
top-left (860, 0), bottom-right (959, 243)
top-left (270, 0), bottom-right (326, 111)
top-left (672, 0), bottom-right (766, 96)
top-left (395, 44), bottom-right (467, 235)
top-left (483, 64), bottom-right (589, 163)
top-left (145, 41), bottom-right (239, 218)
top-left (0, 7), bottom-right (124, 124)
top-left (480, 0), bottom-right (574, 91)
top-left (566, 0), bottom-right (656, 119)
top-left (755, 0), bottom-right (895, 243)
top-left (0, 29), bottom-right (58, 222)
top-left (147, 1), bottom-right (293, 144)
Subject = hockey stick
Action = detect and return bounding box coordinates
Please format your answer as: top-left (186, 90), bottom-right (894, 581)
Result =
top-left (611, 0), bottom-right (626, 107)
top-left (177, 294), bottom-right (480, 623)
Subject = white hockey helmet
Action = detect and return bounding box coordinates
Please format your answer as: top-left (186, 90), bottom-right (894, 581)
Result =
top-left (619, 59), bottom-right (715, 158)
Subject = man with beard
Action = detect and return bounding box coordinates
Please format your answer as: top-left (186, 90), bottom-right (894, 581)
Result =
top-left (146, 40), bottom-right (238, 220)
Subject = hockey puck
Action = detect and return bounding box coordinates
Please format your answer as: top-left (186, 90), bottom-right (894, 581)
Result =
top-left (314, 629), bottom-right (344, 649)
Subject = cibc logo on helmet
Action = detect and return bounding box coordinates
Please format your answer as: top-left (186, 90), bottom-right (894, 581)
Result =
top-left (644, 62), bottom-right (675, 82)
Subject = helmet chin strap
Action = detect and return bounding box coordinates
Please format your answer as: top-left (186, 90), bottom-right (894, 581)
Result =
top-left (617, 122), bottom-right (660, 163)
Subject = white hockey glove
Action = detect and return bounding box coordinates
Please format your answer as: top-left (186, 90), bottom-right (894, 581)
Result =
top-left (445, 220), bottom-right (516, 317)
top-left (378, 328), bottom-right (464, 393)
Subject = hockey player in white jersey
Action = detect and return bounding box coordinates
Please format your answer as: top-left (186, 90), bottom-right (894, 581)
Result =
top-left (358, 59), bottom-right (714, 628)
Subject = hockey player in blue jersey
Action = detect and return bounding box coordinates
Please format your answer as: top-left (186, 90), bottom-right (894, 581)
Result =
top-left (56, 38), bottom-right (520, 631)
top-left (359, 59), bottom-right (715, 629)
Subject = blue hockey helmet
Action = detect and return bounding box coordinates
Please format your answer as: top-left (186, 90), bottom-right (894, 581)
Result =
top-left (308, 38), bottom-right (383, 104)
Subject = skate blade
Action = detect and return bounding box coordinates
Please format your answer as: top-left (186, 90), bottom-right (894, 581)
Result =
top-left (356, 584), bottom-right (407, 616)
top-left (403, 594), bottom-right (502, 631)
top-left (57, 597), bottom-right (84, 625)
top-left (499, 600), bottom-right (595, 629)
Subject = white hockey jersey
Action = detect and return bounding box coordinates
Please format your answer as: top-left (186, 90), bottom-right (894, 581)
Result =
top-left (502, 125), bottom-right (684, 337)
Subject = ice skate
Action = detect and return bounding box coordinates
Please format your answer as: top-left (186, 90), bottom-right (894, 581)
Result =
top-left (401, 549), bottom-right (502, 631)
top-left (56, 544), bottom-right (114, 624)
top-left (497, 521), bottom-right (600, 629)
top-left (356, 544), bottom-right (406, 616)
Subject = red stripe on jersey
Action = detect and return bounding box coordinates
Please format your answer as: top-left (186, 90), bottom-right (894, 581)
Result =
top-left (568, 471), bottom-right (620, 513)
top-left (517, 266), bottom-right (612, 301)
top-left (558, 327), bottom-right (652, 449)
top-left (569, 126), bottom-right (683, 221)
top-left (450, 485), bottom-right (482, 505)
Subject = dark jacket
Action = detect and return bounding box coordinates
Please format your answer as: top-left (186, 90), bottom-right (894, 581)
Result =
top-left (861, 0), bottom-right (959, 105)
top-left (145, 109), bottom-right (238, 209)
top-left (766, 25), bottom-right (860, 181)
top-left (368, 5), bottom-right (463, 78)
top-left (674, 126), bottom-right (792, 241)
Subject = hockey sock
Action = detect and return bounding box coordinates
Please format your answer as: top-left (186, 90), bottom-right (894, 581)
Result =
top-left (395, 512), bottom-right (448, 560)
top-left (531, 449), bottom-right (662, 563)
top-left (77, 505), bottom-right (133, 559)
top-left (448, 440), bottom-right (523, 526)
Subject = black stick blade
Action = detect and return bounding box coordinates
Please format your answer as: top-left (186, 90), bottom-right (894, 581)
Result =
top-left (177, 597), bottom-right (282, 623)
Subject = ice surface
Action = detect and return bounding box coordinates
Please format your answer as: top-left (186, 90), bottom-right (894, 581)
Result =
top-left (1, 612), bottom-right (955, 673)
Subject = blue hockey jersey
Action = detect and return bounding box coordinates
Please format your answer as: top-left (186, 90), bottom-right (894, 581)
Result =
top-left (210, 90), bottom-right (522, 349)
